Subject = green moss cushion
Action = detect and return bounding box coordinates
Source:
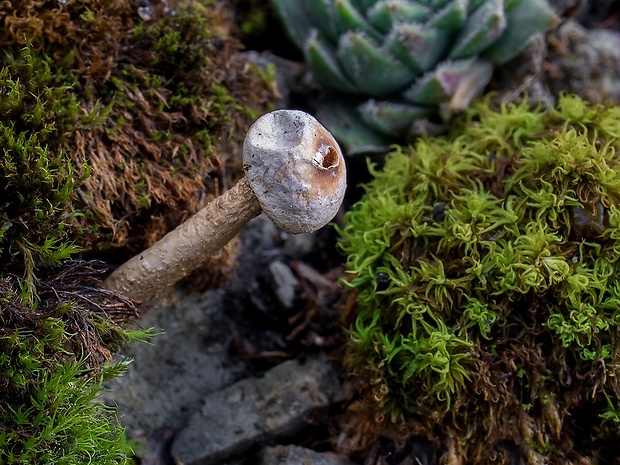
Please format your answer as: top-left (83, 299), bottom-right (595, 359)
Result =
top-left (339, 94), bottom-right (620, 463)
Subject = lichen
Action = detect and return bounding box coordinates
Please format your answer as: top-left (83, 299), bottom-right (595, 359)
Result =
top-left (338, 94), bottom-right (620, 463)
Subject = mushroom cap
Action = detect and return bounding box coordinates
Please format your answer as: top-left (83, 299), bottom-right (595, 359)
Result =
top-left (243, 110), bottom-right (347, 234)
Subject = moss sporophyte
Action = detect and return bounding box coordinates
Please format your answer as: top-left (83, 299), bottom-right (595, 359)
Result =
top-left (338, 94), bottom-right (620, 463)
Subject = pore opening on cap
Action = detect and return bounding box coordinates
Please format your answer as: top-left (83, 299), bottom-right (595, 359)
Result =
top-left (313, 145), bottom-right (340, 170)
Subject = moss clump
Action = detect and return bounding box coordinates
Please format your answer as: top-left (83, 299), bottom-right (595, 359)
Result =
top-left (0, 21), bottom-right (140, 465)
top-left (0, 0), bottom-right (275, 258)
top-left (0, 45), bottom-right (93, 282)
top-left (0, 262), bottom-right (150, 464)
top-left (338, 94), bottom-right (620, 463)
top-left (0, 1), bottom-right (276, 462)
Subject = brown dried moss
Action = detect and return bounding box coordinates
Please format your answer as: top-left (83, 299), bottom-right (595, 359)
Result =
top-left (0, 0), bottom-right (275, 272)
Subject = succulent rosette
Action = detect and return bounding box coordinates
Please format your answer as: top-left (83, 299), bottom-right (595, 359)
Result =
top-left (272, 0), bottom-right (558, 153)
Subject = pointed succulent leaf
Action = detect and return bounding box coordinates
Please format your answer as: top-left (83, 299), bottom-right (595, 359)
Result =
top-left (348, 0), bottom-right (366, 10)
top-left (403, 59), bottom-right (491, 106)
top-left (337, 31), bottom-right (417, 97)
top-left (315, 96), bottom-right (392, 154)
top-left (359, 99), bottom-right (434, 137)
top-left (432, 0), bottom-right (455, 8)
top-left (352, 0), bottom-right (382, 11)
top-left (384, 23), bottom-right (450, 73)
top-left (306, 0), bottom-right (341, 43)
top-left (305, 31), bottom-right (360, 94)
top-left (334, 0), bottom-right (382, 42)
top-left (482, 0), bottom-right (559, 64)
top-left (271, 0), bottom-right (317, 49)
top-left (367, 1), bottom-right (432, 34)
top-left (439, 59), bottom-right (493, 119)
top-left (449, 0), bottom-right (506, 59)
top-left (467, 0), bottom-right (486, 11)
top-left (429, 0), bottom-right (468, 31)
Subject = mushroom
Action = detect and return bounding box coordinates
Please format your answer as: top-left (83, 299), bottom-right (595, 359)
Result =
top-left (104, 110), bottom-right (346, 302)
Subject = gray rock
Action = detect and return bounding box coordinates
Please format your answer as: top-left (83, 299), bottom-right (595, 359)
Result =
top-left (269, 260), bottom-right (300, 309)
top-left (495, 20), bottom-right (620, 108)
top-left (102, 289), bottom-right (248, 436)
top-left (283, 232), bottom-right (316, 259)
top-left (171, 354), bottom-right (346, 465)
top-left (258, 445), bottom-right (353, 465)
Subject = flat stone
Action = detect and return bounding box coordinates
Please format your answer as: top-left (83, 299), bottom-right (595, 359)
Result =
top-left (171, 354), bottom-right (346, 465)
top-left (102, 289), bottom-right (248, 436)
top-left (258, 445), bottom-right (353, 465)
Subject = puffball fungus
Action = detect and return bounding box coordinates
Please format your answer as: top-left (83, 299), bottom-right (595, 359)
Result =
top-left (105, 110), bottom-right (346, 302)
top-left (243, 109), bottom-right (346, 234)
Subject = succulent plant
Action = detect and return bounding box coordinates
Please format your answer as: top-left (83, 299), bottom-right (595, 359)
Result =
top-left (272, 0), bottom-right (558, 153)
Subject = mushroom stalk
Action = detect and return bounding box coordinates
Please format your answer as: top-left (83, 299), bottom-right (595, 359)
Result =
top-left (104, 178), bottom-right (261, 302)
top-left (104, 110), bottom-right (346, 303)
